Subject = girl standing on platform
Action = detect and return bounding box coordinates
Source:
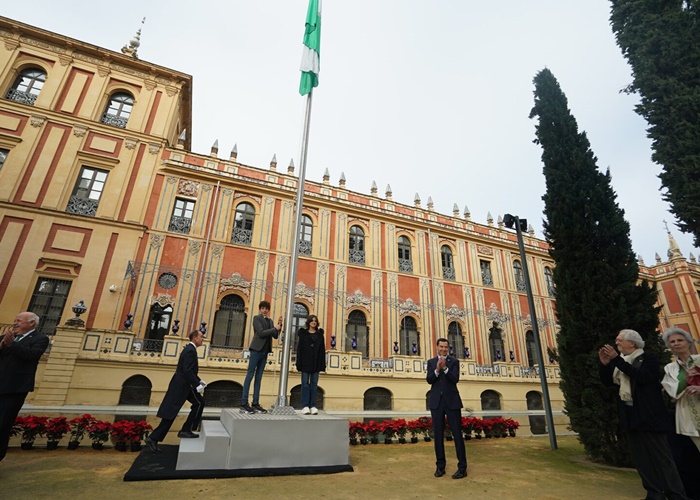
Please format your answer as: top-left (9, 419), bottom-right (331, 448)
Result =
top-left (295, 314), bottom-right (326, 415)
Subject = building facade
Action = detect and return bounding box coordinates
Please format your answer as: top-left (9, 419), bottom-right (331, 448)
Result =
top-left (1, 17), bottom-right (698, 436)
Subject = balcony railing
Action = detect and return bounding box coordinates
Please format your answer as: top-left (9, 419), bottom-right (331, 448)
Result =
top-left (168, 216), bottom-right (192, 234)
top-left (101, 113), bottom-right (128, 128)
top-left (6, 89), bottom-right (37, 105)
top-left (349, 249), bottom-right (365, 265)
top-left (443, 267), bottom-right (456, 280)
top-left (298, 240), bottom-right (312, 256)
top-left (66, 196), bottom-right (99, 217)
top-left (231, 227), bottom-right (252, 246)
top-left (398, 258), bottom-right (413, 273)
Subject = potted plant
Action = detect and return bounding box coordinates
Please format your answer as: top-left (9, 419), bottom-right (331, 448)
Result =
top-left (505, 418), bottom-right (520, 437)
top-left (356, 422), bottom-right (368, 445)
top-left (407, 419), bottom-right (421, 443)
top-left (45, 416), bottom-right (71, 450)
top-left (87, 419), bottom-right (112, 450)
top-left (393, 419), bottom-right (408, 444)
top-left (348, 421), bottom-right (362, 445)
top-left (110, 420), bottom-right (134, 451)
top-left (365, 420), bottom-right (381, 444)
top-left (13, 415), bottom-right (48, 450)
top-left (472, 418), bottom-right (483, 439)
top-left (461, 416), bottom-right (475, 440)
top-left (481, 419), bottom-right (494, 438)
top-left (379, 420), bottom-right (398, 444)
top-left (129, 420), bottom-right (153, 451)
top-left (68, 414), bottom-right (96, 449)
top-left (417, 416), bottom-right (432, 442)
top-left (490, 417), bottom-right (507, 438)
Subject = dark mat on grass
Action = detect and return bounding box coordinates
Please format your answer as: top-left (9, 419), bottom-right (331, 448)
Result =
top-left (123, 445), bottom-right (353, 481)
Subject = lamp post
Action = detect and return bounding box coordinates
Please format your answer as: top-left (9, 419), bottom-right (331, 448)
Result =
top-left (503, 214), bottom-right (558, 450)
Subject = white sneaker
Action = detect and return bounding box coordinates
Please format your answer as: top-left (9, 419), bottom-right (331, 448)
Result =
top-left (302, 407), bottom-right (311, 415)
top-left (310, 407), bottom-right (318, 415)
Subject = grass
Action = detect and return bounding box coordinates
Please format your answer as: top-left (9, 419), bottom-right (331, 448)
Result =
top-left (0, 436), bottom-right (644, 500)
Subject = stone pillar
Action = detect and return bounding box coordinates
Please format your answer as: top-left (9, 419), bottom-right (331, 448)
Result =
top-left (32, 324), bottom-right (85, 406)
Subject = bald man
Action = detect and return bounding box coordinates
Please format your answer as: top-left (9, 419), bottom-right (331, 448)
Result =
top-left (0, 312), bottom-right (49, 461)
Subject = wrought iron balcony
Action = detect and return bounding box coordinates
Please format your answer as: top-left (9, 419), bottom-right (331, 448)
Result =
top-left (515, 278), bottom-right (527, 292)
top-left (6, 89), bottom-right (37, 105)
top-left (349, 249), bottom-right (365, 265)
top-left (298, 240), bottom-right (312, 256)
top-left (481, 271), bottom-right (494, 286)
top-left (66, 196), bottom-right (99, 216)
top-left (168, 216), bottom-right (192, 234)
top-left (101, 113), bottom-right (128, 128)
top-left (443, 267), bottom-right (456, 281)
top-left (398, 258), bottom-right (413, 274)
top-left (231, 227), bottom-right (252, 246)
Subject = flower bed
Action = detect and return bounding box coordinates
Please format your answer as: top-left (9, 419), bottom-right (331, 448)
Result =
top-left (348, 417), bottom-right (521, 444)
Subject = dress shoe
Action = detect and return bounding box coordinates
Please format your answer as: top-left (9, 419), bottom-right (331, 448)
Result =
top-left (177, 430), bottom-right (199, 438)
top-left (145, 437), bottom-right (161, 453)
top-left (434, 467), bottom-right (446, 478)
top-left (452, 468), bottom-right (467, 479)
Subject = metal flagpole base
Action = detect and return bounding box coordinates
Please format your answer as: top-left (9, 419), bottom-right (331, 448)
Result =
top-left (270, 395), bottom-right (296, 415)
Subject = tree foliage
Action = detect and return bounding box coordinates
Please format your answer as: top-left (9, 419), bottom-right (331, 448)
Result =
top-left (610, 0), bottom-right (700, 245)
top-left (530, 68), bottom-right (664, 466)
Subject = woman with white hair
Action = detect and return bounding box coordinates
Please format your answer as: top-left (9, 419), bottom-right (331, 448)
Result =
top-left (661, 327), bottom-right (700, 452)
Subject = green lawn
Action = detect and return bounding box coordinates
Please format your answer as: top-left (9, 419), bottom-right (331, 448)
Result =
top-left (0, 436), bottom-right (643, 499)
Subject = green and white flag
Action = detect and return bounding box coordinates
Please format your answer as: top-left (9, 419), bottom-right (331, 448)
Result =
top-left (299, 0), bottom-right (321, 96)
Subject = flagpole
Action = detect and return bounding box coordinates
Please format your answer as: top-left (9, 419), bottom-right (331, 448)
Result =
top-left (272, 89), bottom-right (314, 412)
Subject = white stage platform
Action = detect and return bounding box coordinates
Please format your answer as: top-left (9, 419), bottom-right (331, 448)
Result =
top-left (176, 409), bottom-right (350, 471)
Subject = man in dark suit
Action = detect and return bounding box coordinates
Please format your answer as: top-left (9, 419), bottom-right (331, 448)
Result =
top-left (599, 329), bottom-right (687, 500)
top-left (240, 300), bottom-right (281, 414)
top-left (146, 329), bottom-right (205, 453)
top-left (0, 312), bottom-right (49, 461)
top-left (427, 337), bottom-right (467, 479)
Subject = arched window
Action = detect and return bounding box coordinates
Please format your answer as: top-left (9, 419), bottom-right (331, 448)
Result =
top-left (544, 267), bottom-right (555, 296)
top-left (363, 387), bottom-right (392, 411)
top-left (6, 67), bottom-right (46, 105)
top-left (346, 310), bottom-right (368, 356)
top-left (212, 294), bottom-right (246, 349)
top-left (118, 375), bottom-right (152, 406)
top-left (447, 321), bottom-right (464, 359)
top-left (204, 381), bottom-right (243, 408)
top-left (526, 391), bottom-right (546, 434)
top-left (398, 236), bottom-right (413, 273)
top-left (441, 245), bottom-right (455, 280)
top-left (146, 303), bottom-right (172, 351)
top-left (489, 324), bottom-right (504, 362)
top-left (526, 331), bottom-right (537, 367)
top-left (400, 316), bottom-right (419, 356)
top-left (513, 260), bottom-right (526, 292)
top-left (349, 225), bottom-right (365, 264)
top-left (117, 375), bottom-right (151, 422)
top-left (289, 303), bottom-right (309, 354)
top-left (232, 202), bottom-right (255, 246)
top-left (102, 92), bottom-right (134, 128)
top-left (299, 215), bottom-right (313, 255)
top-left (480, 389), bottom-right (502, 419)
top-left (291, 385), bottom-right (325, 410)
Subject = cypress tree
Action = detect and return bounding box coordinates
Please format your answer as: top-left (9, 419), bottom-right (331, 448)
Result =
top-left (609, 0), bottom-right (700, 245)
top-left (529, 68), bottom-right (663, 465)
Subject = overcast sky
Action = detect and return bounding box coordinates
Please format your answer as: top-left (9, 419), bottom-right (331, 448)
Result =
top-left (5, 1), bottom-right (697, 263)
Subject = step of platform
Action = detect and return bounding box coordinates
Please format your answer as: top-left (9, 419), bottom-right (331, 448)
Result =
top-left (175, 420), bottom-right (231, 470)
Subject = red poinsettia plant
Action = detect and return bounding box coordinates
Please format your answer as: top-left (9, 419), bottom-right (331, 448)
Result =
top-left (111, 419), bottom-right (152, 444)
top-left (407, 419), bottom-right (424, 438)
top-left (69, 414), bottom-right (96, 443)
top-left (87, 420), bottom-right (112, 445)
top-left (45, 417), bottom-right (71, 443)
top-left (364, 420), bottom-right (381, 438)
top-left (13, 415), bottom-right (48, 443)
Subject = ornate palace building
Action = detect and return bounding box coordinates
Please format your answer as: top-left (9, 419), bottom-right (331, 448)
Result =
top-left (1, 16), bottom-right (698, 436)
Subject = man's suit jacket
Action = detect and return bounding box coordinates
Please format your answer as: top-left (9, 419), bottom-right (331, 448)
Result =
top-left (249, 314), bottom-right (280, 353)
top-left (157, 343), bottom-right (201, 420)
top-left (600, 351), bottom-right (673, 433)
top-left (426, 356), bottom-right (463, 410)
top-left (0, 329), bottom-right (49, 395)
